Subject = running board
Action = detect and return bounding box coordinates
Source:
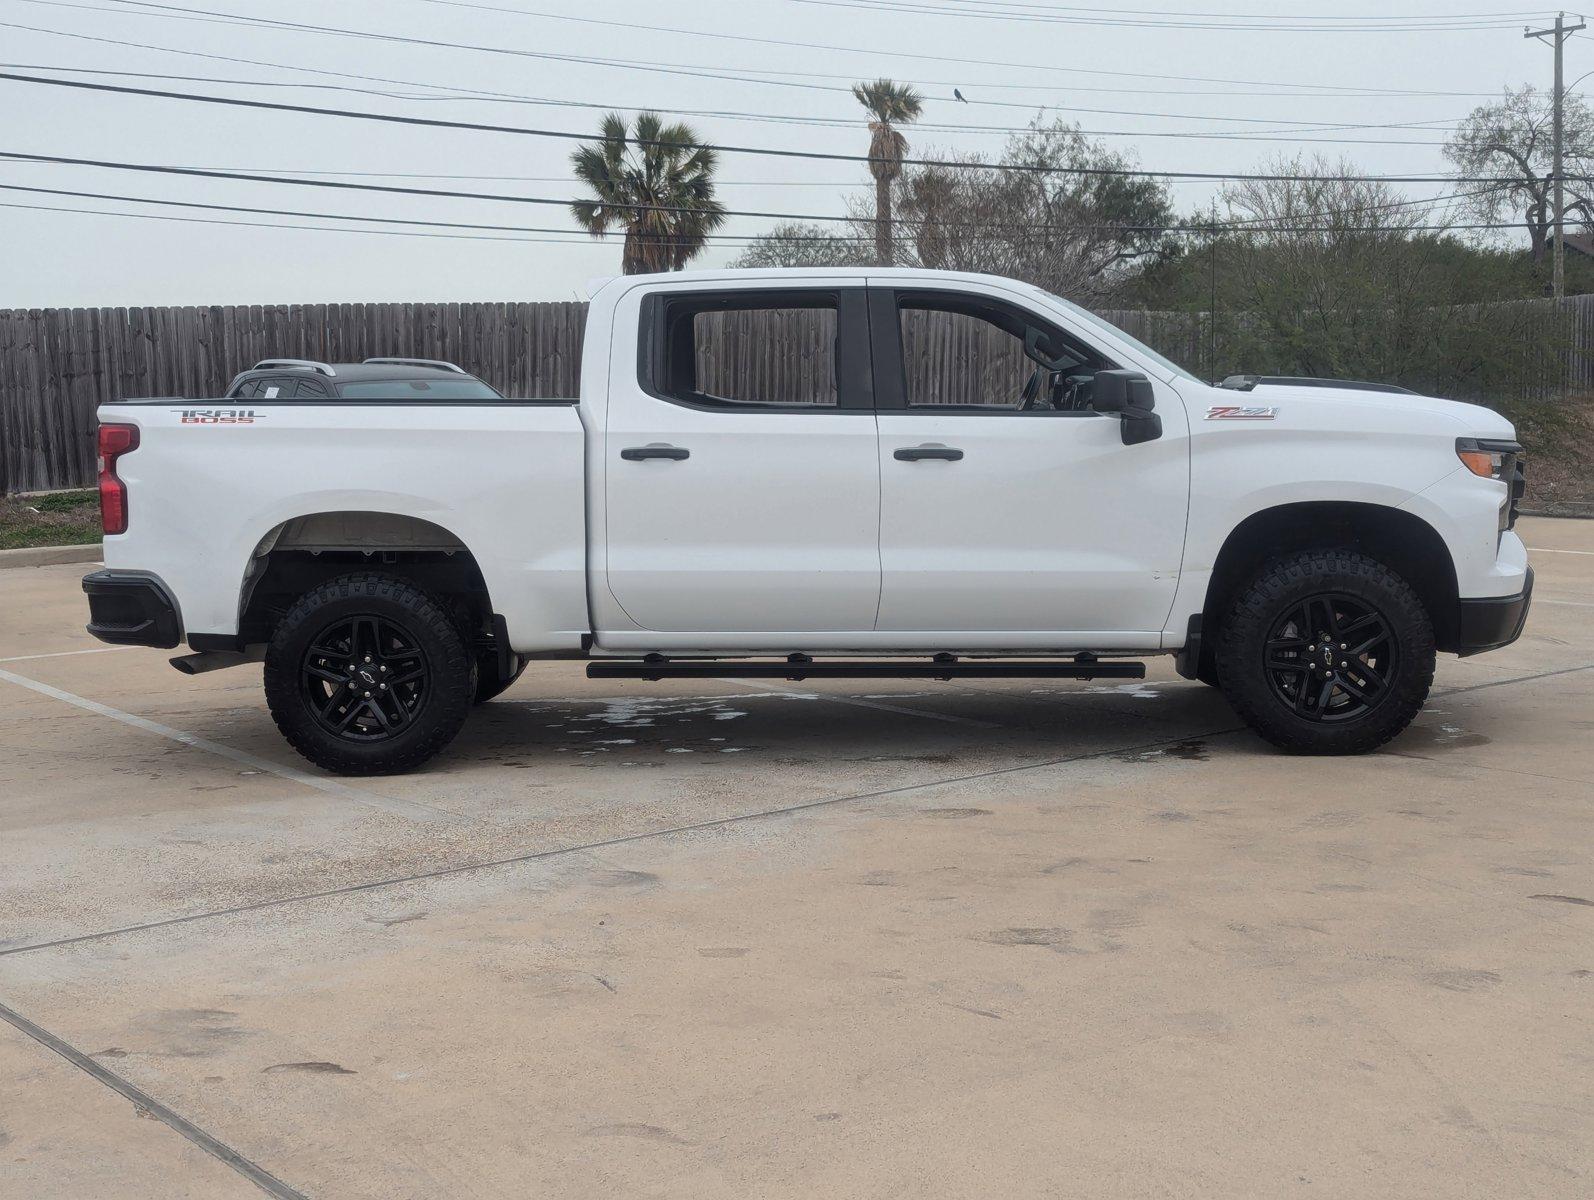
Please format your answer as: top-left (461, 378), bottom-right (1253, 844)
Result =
top-left (586, 654), bottom-right (1145, 682)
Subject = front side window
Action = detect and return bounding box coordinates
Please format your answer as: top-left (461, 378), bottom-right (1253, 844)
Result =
top-left (896, 293), bottom-right (1104, 412)
top-left (651, 293), bottom-right (840, 408)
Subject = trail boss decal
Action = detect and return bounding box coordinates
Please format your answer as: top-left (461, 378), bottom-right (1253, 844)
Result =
top-left (1205, 404), bottom-right (1278, 420)
top-left (175, 408), bottom-right (258, 424)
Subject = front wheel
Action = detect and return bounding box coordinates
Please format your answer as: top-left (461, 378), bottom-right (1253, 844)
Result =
top-left (1214, 549), bottom-right (1435, 755)
top-left (264, 573), bottom-right (475, 775)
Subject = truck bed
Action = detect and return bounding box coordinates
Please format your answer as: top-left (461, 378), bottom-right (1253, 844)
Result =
top-left (98, 397), bottom-right (591, 650)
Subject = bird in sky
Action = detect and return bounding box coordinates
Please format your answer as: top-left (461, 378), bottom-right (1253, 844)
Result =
top-left (954, 88), bottom-right (968, 103)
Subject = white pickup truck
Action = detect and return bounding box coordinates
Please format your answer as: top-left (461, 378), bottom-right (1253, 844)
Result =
top-left (83, 268), bottom-right (1532, 775)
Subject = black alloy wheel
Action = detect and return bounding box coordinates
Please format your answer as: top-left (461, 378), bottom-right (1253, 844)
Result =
top-left (1262, 593), bottom-right (1398, 722)
top-left (1213, 549), bottom-right (1435, 755)
top-left (264, 572), bottom-right (475, 775)
top-left (302, 614), bottom-right (429, 741)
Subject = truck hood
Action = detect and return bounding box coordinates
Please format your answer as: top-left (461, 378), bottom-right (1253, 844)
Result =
top-left (1232, 383), bottom-right (1516, 440)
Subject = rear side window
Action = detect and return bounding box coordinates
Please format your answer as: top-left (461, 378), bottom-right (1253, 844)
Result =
top-left (336, 378), bottom-right (503, 399)
top-left (649, 293), bottom-right (840, 408)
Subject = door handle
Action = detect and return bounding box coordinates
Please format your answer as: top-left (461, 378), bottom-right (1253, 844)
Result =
top-left (894, 445), bottom-right (964, 462)
top-left (621, 444), bottom-right (690, 461)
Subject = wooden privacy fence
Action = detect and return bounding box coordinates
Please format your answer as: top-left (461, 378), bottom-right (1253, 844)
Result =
top-left (5, 295), bottom-right (1594, 493)
top-left (0, 302), bottom-right (587, 494)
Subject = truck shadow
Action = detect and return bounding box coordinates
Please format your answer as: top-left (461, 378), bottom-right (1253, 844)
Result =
top-left (450, 681), bottom-right (1244, 767)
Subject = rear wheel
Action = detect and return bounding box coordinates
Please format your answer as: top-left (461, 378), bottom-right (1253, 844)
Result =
top-left (264, 573), bottom-right (475, 775)
top-left (1214, 549), bottom-right (1434, 755)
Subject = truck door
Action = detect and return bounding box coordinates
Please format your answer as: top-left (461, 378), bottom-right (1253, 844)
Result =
top-left (602, 285), bottom-right (881, 635)
top-left (869, 284), bottom-right (1190, 645)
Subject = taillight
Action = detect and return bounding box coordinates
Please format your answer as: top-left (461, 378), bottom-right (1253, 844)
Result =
top-left (98, 423), bottom-right (138, 535)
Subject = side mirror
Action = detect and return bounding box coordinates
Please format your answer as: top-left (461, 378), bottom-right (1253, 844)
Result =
top-left (1091, 369), bottom-right (1162, 446)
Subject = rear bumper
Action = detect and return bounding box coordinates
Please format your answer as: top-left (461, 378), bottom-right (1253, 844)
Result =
top-left (82, 570), bottom-right (182, 648)
top-left (1454, 566), bottom-right (1532, 657)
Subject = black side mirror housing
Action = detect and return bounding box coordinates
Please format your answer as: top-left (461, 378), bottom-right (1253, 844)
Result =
top-left (1091, 369), bottom-right (1163, 445)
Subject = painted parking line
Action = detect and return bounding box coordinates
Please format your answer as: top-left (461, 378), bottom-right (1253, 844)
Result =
top-left (1527, 546), bottom-right (1594, 555)
top-left (0, 646), bottom-right (136, 664)
top-left (0, 667), bottom-right (455, 821)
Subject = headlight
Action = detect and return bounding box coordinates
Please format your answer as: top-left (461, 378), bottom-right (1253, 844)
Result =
top-left (1456, 437), bottom-right (1525, 530)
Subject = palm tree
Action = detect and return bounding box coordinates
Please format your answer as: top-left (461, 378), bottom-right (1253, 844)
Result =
top-left (570, 112), bottom-right (727, 274)
top-left (852, 79), bottom-right (924, 266)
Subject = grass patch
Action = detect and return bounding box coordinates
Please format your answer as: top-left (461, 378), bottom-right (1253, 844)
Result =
top-left (0, 489), bottom-right (102, 550)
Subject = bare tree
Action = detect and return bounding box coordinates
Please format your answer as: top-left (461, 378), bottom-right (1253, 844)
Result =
top-left (733, 120), bottom-right (1175, 302)
top-left (895, 121), bottom-right (1178, 304)
top-left (730, 221), bottom-right (870, 269)
top-left (1444, 86), bottom-right (1594, 262)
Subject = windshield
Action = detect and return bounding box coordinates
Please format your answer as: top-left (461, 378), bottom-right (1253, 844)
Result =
top-left (1039, 290), bottom-right (1204, 386)
top-left (337, 378), bottom-right (503, 399)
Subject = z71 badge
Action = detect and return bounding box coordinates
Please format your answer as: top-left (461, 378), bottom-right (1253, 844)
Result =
top-left (1205, 405), bottom-right (1277, 420)
top-left (174, 408), bottom-right (258, 424)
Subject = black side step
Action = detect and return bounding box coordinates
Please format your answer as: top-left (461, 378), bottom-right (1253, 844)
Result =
top-left (586, 654), bottom-right (1145, 682)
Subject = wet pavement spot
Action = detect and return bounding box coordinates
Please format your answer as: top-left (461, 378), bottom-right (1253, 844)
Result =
top-left (262, 1061), bottom-right (356, 1074)
top-left (978, 927), bottom-right (1069, 947)
top-left (1530, 893), bottom-right (1594, 906)
top-left (1425, 969), bottom-right (1502, 992)
top-left (367, 911), bottom-right (428, 927)
top-left (924, 807), bottom-right (990, 819)
top-left (944, 1002), bottom-right (1002, 1020)
top-left (591, 869), bottom-right (660, 888)
top-left (585, 1123), bottom-right (689, 1145)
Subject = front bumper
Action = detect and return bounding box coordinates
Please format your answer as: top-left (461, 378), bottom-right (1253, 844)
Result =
top-left (82, 570), bottom-right (182, 648)
top-left (1455, 566), bottom-right (1532, 657)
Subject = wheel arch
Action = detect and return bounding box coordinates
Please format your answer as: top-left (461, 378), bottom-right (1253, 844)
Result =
top-left (229, 510), bottom-right (499, 652)
top-left (1191, 501), bottom-right (1461, 677)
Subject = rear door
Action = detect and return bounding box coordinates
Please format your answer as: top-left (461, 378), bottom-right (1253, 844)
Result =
top-left (870, 283), bottom-right (1190, 643)
top-left (602, 284), bottom-right (881, 636)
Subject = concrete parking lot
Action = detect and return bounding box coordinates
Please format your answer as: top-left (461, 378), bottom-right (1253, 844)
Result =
top-left (1, 516), bottom-right (1591, 1199)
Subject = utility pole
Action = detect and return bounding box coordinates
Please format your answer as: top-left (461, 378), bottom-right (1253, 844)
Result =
top-left (1526, 12), bottom-right (1586, 299)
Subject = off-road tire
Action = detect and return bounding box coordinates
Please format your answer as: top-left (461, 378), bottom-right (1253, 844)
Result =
top-left (473, 654), bottom-right (527, 704)
top-left (1215, 549), bottom-right (1434, 755)
top-left (264, 572), bottom-right (475, 775)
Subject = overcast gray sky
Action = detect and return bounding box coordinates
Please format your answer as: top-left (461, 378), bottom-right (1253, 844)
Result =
top-left (0, 0), bottom-right (1582, 307)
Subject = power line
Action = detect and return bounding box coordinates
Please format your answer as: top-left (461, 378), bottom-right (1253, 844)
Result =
top-left (0, 186), bottom-right (1535, 243)
top-left (0, 176), bottom-right (1493, 240)
top-left (778, 0), bottom-right (1543, 31)
top-left (28, 0), bottom-right (1504, 108)
top-left (399, 0), bottom-right (1512, 98)
top-left (0, 72), bottom-right (1517, 183)
top-left (0, 194), bottom-right (1535, 244)
top-left (0, 198), bottom-right (607, 245)
top-left (0, 61), bottom-right (1465, 144)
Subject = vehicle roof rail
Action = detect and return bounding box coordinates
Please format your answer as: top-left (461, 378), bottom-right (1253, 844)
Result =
top-left (362, 357), bottom-right (467, 374)
top-left (251, 359), bottom-right (337, 377)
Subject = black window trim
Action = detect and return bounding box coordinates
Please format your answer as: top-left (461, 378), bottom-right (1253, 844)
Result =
top-left (868, 286), bottom-right (1117, 417)
top-left (637, 286), bottom-right (875, 414)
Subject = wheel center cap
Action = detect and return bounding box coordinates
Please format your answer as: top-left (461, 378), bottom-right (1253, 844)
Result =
top-left (355, 666), bottom-right (379, 686)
